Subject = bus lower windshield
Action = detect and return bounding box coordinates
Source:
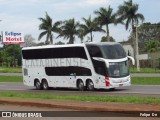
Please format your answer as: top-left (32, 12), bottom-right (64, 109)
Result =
top-left (108, 61), bottom-right (129, 78)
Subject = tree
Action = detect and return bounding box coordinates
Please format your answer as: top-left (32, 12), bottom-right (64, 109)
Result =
top-left (117, 0), bottom-right (145, 72)
top-left (144, 40), bottom-right (160, 53)
top-left (101, 36), bottom-right (115, 42)
top-left (23, 34), bottom-right (36, 47)
top-left (54, 41), bottom-right (65, 45)
top-left (80, 16), bottom-right (105, 42)
top-left (38, 12), bottom-right (61, 44)
top-left (77, 28), bottom-right (85, 43)
top-left (117, 0), bottom-right (145, 58)
top-left (123, 23), bottom-right (160, 53)
top-left (117, 0), bottom-right (144, 30)
top-left (94, 6), bottom-right (120, 41)
top-left (57, 18), bottom-right (79, 44)
top-left (144, 40), bottom-right (160, 68)
top-left (0, 44), bottom-right (21, 67)
top-left (137, 23), bottom-right (160, 52)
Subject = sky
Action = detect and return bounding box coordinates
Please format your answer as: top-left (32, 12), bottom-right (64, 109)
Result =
top-left (0, 0), bottom-right (160, 44)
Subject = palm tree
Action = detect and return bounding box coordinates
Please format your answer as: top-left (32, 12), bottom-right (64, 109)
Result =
top-left (94, 6), bottom-right (120, 41)
top-left (57, 18), bottom-right (79, 44)
top-left (80, 16), bottom-right (105, 42)
top-left (117, 0), bottom-right (145, 60)
top-left (117, 0), bottom-right (144, 30)
top-left (38, 12), bottom-right (61, 44)
top-left (77, 28), bottom-right (85, 43)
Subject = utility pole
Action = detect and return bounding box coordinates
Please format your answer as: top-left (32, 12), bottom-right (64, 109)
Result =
top-left (135, 25), bottom-right (140, 71)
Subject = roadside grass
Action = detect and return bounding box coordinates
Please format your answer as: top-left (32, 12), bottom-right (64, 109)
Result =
top-left (0, 92), bottom-right (160, 104)
top-left (0, 76), bottom-right (159, 85)
top-left (0, 67), bottom-right (22, 73)
top-left (130, 67), bottom-right (160, 73)
top-left (131, 77), bottom-right (160, 85)
top-left (0, 76), bottom-right (22, 82)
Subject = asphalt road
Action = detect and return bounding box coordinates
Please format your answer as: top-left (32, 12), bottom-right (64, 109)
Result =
top-left (0, 73), bottom-right (160, 120)
top-left (0, 73), bottom-right (160, 95)
top-left (0, 82), bottom-right (160, 95)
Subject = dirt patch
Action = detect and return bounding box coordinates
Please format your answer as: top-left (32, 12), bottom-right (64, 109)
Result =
top-left (0, 98), bottom-right (160, 112)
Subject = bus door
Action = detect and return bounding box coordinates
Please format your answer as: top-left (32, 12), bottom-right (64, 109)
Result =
top-left (92, 59), bottom-right (108, 87)
top-left (69, 73), bottom-right (76, 85)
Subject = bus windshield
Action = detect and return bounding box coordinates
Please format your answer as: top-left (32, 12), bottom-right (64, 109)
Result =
top-left (107, 61), bottom-right (129, 78)
top-left (102, 44), bottom-right (126, 59)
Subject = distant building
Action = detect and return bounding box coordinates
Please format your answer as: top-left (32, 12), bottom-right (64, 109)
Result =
top-left (120, 42), bottom-right (148, 60)
top-left (120, 42), bottom-right (134, 57)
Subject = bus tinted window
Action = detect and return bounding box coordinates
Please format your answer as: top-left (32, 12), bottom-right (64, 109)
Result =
top-left (102, 44), bottom-right (126, 59)
top-left (92, 60), bottom-right (107, 76)
top-left (22, 47), bottom-right (88, 60)
top-left (45, 66), bottom-right (92, 76)
top-left (86, 45), bottom-right (103, 57)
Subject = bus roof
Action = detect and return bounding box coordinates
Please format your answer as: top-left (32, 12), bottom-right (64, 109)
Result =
top-left (22, 42), bottom-right (120, 50)
top-left (85, 42), bottom-right (120, 46)
top-left (22, 43), bottom-right (86, 50)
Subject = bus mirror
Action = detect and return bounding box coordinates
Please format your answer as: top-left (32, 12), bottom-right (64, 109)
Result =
top-left (92, 57), bottom-right (109, 68)
top-left (104, 61), bottom-right (109, 68)
top-left (92, 57), bottom-right (100, 61)
top-left (127, 56), bottom-right (135, 65)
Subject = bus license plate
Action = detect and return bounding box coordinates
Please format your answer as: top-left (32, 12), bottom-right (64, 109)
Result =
top-left (119, 84), bottom-right (123, 86)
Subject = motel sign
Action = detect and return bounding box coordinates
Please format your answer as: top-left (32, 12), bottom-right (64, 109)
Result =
top-left (3, 31), bottom-right (24, 44)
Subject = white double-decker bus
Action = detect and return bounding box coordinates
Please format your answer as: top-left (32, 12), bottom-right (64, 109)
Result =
top-left (22, 42), bottom-right (135, 91)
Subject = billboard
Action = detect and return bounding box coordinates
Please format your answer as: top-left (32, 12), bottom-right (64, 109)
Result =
top-left (3, 31), bottom-right (24, 44)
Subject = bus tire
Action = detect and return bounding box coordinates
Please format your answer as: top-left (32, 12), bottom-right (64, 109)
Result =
top-left (77, 80), bottom-right (84, 91)
top-left (35, 80), bottom-right (42, 90)
top-left (42, 79), bottom-right (49, 90)
top-left (109, 88), bottom-right (115, 91)
top-left (87, 80), bottom-right (94, 91)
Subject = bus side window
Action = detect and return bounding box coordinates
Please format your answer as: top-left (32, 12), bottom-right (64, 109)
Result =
top-left (87, 46), bottom-right (103, 58)
top-left (86, 45), bottom-right (106, 76)
top-left (93, 60), bottom-right (107, 76)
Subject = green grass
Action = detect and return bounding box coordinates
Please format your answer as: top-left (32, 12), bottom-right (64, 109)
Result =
top-left (130, 67), bottom-right (160, 73)
top-left (131, 77), bottom-right (160, 85)
top-left (0, 76), bottom-right (22, 82)
top-left (0, 67), bottom-right (22, 73)
top-left (0, 92), bottom-right (160, 104)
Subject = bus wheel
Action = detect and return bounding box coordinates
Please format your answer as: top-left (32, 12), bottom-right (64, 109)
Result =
top-left (42, 80), bottom-right (49, 90)
top-left (109, 88), bottom-right (115, 91)
top-left (77, 80), bottom-right (84, 91)
top-left (35, 80), bottom-right (42, 90)
top-left (87, 80), bottom-right (94, 91)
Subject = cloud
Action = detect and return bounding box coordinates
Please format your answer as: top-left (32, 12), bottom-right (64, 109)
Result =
top-left (0, 0), bottom-right (159, 44)
top-left (50, 0), bottom-right (110, 13)
top-left (110, 27), bottom-right (130, 42)
top-left (0, 13), bottom-right (39, 39)
top-left (0, 0), bottom-right (45, 6)
top-left (85, 0), bottom-right (109, 5)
